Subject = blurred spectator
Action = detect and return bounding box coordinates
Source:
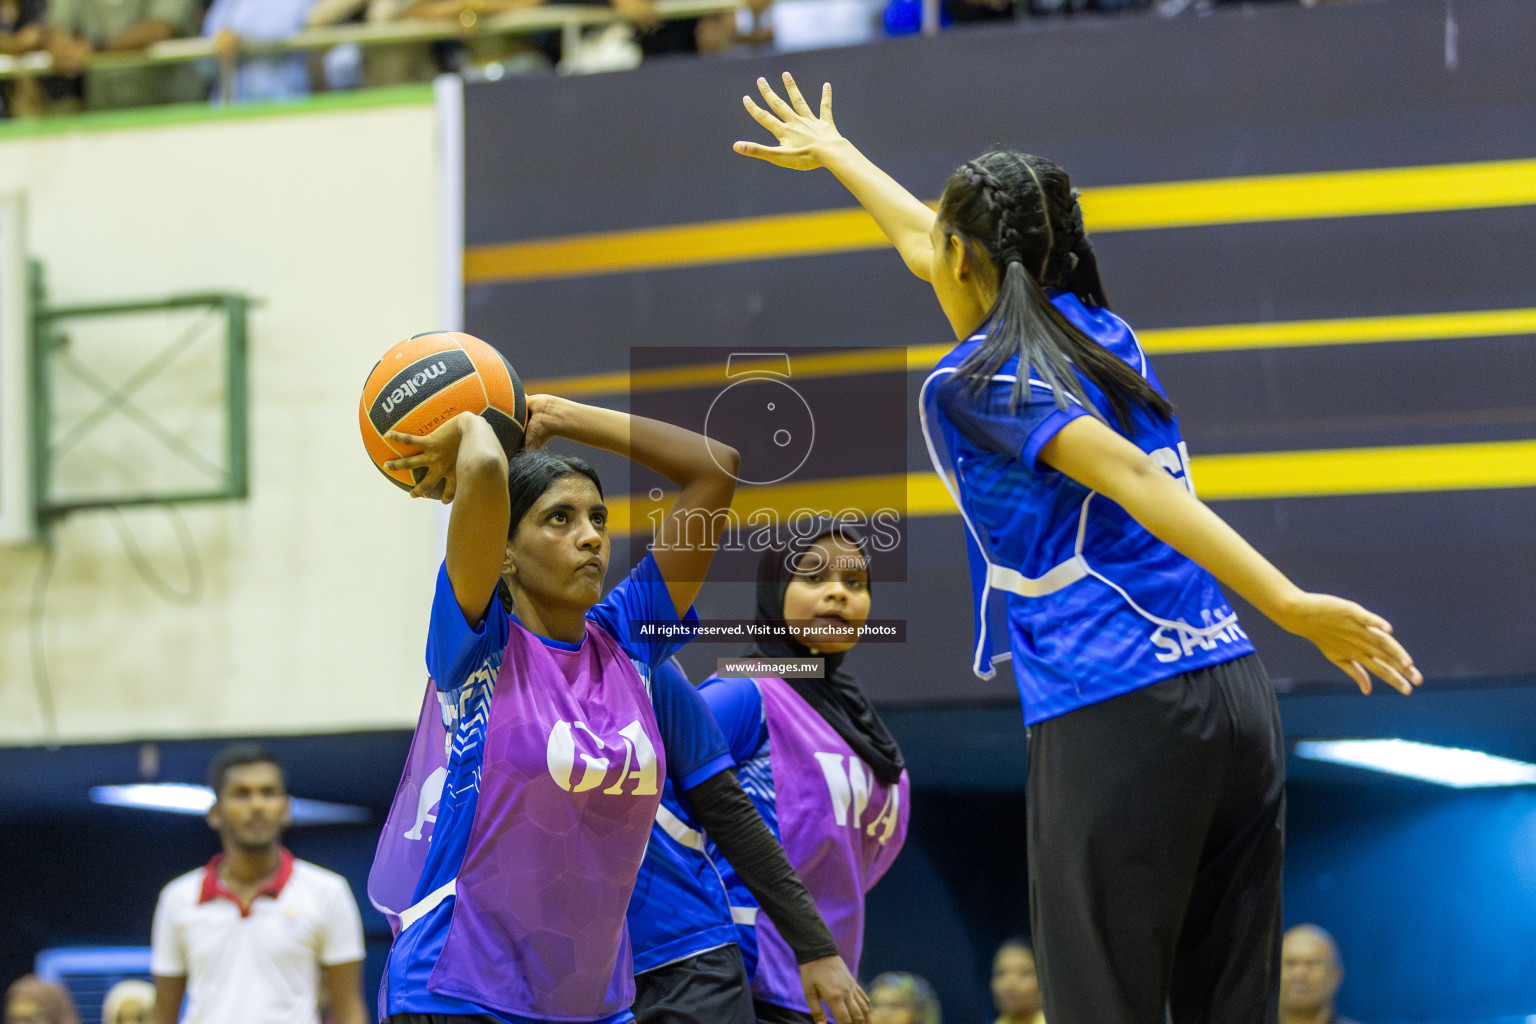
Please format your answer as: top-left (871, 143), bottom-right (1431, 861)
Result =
top-left (887, 0), bottom-right (1137, 25)
top-left (405, 0), bottom-right (550, 78)
top-left (204, 0), bottom-right (323, 102)
top-left (310, 0), bottom-right (541, 87)
top-left (532, 0), bottom-right (699, 70)
top-left (1280, 924), bottom-right (1359, 1024)
top-left (0, 0), bottom-right (42, 54)
top-left (991, 939), bottom-right (1043, 1024)
top-left (44, 0), bottom-right (204, 110)
top-left (868, 972), bottom-right (942, 1024)
top-left (696, 0), bottom-right (769, 54)
top-left (148, 743), bottom-right (368, 1024)
top-left (100, 980), bottom-right (154, 1024)
top-left (944, 0), bottom-right (1015, 23)
top-left (609, 0), bottom-right (700, 59)
top-left (730, 0), bottom-right (881, 53)
top-left (309, 0), bottom-right (424, 89)
top-left (3, 977), bottom-right (80, 1024)
top-left (0, 0), bottom-right (46, 117)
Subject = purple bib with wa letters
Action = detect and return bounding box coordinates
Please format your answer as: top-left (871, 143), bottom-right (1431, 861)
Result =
top-left (751, 675), bottom-right (910, 1011)
top-left (418, 618), bottom-right (666, 1019)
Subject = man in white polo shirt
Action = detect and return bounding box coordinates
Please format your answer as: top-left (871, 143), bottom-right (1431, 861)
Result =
top-left (150, 743), bottom-right (370, 1024)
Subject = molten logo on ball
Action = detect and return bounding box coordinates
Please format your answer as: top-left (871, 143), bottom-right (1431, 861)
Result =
top-left (368, 349), bottom-right (476, 432)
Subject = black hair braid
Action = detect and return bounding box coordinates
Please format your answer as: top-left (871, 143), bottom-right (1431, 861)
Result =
top-left (1057, 187), bottom-right (1109, 308)
top-left (938, 150), bottom-right (1173, 431)
top-left (956, 158), bottom-right (1086, 412)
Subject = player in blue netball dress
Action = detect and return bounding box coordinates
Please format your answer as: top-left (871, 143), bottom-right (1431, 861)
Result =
top-left (626, 524), bottom-right (902, 1024)
top-left (628, 656), bottom-right (870, 1024)
top-left (700, 523), bottom-right (907, 1024)
top-left (625, 657), bottom-right (751, 1023)
top-left (732, 74), bottom-right (1421, 1024)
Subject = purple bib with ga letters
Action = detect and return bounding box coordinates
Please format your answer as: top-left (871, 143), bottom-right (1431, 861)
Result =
top-left (426, 618), bottom-right (667, 1019)
top-left (752, 675), bottom-right (910, 1011)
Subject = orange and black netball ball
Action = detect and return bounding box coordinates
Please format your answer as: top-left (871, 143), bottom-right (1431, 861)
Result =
top-left (359, 331), bottom-right (526, 496)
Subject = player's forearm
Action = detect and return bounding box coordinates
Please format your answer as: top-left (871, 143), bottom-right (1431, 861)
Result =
top-left (1042, 419), bottom-right (1307, 629)
top-left (454, 412), bottom-right (509, 481)
top-left (321, 962), bottom-right (371, 1024)
top-left (330, 998), bottom-right (369, 1024)
top-left (817, 137), bottom-right (937, 281)
top-left (1105, 464), bottom-right (1305, 627)
top-left (103, 18), bottom-right (176, 50)
top-left (307, 0), bottom-right (367, 25)
top-left (544, 397), bottom-right (739, 500)
top-left (150, 977), bottom-right (186, 1024)
top-left (685, 769), bottom-right (839, 964)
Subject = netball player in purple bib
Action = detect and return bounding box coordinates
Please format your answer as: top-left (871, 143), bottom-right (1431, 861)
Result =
top-left (701, 521), bottom-right (909, 1024)
top-left (733, 75), bottom-right (1420, 1024)
top-left (627, 655), bottom-right (871, 1024)
top-left (372, 396), bottom-right (866, 1024)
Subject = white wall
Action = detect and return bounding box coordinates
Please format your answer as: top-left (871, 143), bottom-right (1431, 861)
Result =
top-left (0, 94), bottom-right (449, 744)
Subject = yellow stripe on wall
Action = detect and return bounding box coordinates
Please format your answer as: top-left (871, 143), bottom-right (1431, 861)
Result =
top-left (1078, 159), bottom-right (1536, 231)
top-left (600, 440), bottom-right (1536, 534)
top-left (1191, 439), bottom-right (1536, 501)
top-left (465, 158), bottom-right (1536, 285)
top-left (465, 207), bottom-right (887, 284)
top-left (900, 306), bottom-right (1536, 368)
top-left (1136, 307), bottom-right (1536, 356)
top-left (525, 306), bottom-right (1536, 397)
top-left (528, 347), bottom-right (911, 399)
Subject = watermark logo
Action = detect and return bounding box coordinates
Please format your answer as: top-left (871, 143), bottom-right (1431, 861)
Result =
top-left (704, 353), bottom-right (817, 486)
top-left (629, 346), bottom-right (910, 583)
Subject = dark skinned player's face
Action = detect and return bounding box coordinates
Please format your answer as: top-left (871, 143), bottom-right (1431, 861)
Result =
top-left (992, 946), bottom-right (1041, 1018)
top-left (207, 762), bottom-right (290, 851)
top-left (113, 998), bottom-right (151, 1024)
top-left (782, 533), bottom-right (871, 655)
top-left (504, 475), bottom-right (610, 614)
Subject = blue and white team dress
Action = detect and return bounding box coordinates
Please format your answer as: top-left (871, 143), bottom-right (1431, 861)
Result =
top-left (691, 675), bottom-right (779, 980)
top-left (919, 290), bottom-right (1256, 719)
top-left (920, 289), bottom-right (1286, 1024)
top-left (624, 658), bottom-right (744, 978)
top-left (381, 554), bottom-right (734, 1024)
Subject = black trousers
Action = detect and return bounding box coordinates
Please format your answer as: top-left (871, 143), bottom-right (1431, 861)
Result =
top-left (633, 944), bottom-right (757, 1024)
top-left (1027, 654), bottom-right (1285, 1024)
top-left (753, 998), bottom-right (814, 1024)
top-left (385, 945), bottom-right (759, 1024)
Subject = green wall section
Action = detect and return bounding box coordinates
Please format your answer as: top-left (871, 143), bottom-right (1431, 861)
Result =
top-left (0, 83), bottom-right (432, 140)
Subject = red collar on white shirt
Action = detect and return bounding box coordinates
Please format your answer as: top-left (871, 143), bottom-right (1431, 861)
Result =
top-left (198, 848), bottom-right (294, 918)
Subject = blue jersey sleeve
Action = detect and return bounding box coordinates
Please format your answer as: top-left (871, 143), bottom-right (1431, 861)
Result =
top-left (698, 675), bottom-right (767, 766)
top-left (651, 659), bottom-right (735, 792)
top-left (588, 553), bottom-right (700, 670)
top-left (935, 371), bottom-right (1089, 470)
top-left (425, 561), bottom-right (508, 691)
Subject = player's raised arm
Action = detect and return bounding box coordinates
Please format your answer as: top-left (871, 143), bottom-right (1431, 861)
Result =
top-left (525, 395), bottom-right (738, 617)
top-left (386, 412), bottom-right (510, 627)
top-left (736, 73), bottom-right (938, 282)
top-left (1038, 417), bottom-right (1420, 695)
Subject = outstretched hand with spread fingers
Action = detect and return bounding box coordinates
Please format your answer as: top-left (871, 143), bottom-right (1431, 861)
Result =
top-left (735, 72), bottom-right (844, 171)
top-left (1277, 592), bottom-right (1422, 695)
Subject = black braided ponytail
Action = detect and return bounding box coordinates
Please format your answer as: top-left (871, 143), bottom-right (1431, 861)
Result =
top-left (938, 151), bottom-right (1171, 431)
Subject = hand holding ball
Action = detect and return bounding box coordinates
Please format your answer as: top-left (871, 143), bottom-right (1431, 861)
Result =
top-left (359, 331), bottom-right (526, 498)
